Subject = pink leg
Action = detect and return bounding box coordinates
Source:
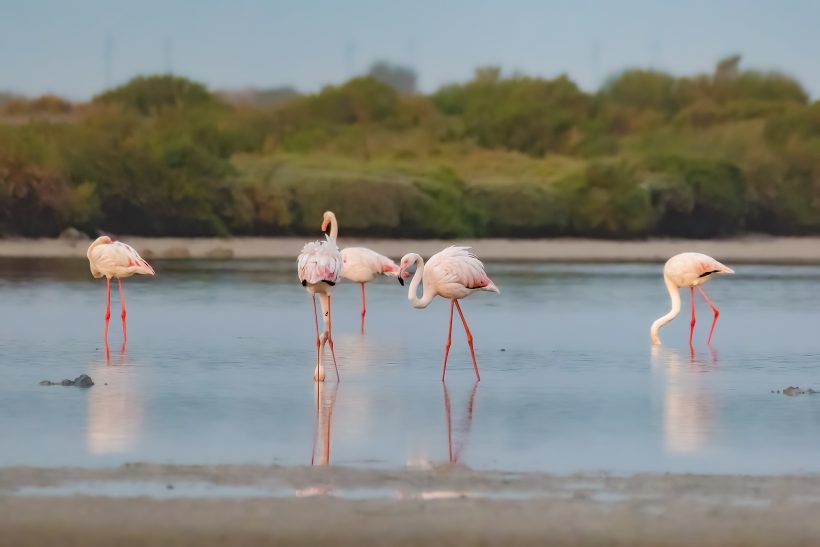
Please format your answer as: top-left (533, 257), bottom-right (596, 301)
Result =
top-left (312, 295), bottom-right (321, 378)
top-left (697, 286), bottom-right (721, 345)
top-left (360, 283), bottom-right (367, 334)
top-left (327, 296), bottom-right (339, 381)
top-left (442, 300), bottom-right (455, 382)
top-left (455, 301), bottom-right (481, 382)
top-left (689, 287), bottom-right (696, 350)
top-left (117, 278), bottom-right (127, 343)
top-left (104, 277), bottom-right (111, 343)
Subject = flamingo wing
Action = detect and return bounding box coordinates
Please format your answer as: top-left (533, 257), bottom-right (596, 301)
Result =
top-left (427, 246), bottom-right (498, 292)
top-left (298, 237), bottom-right (342, 285)
top-left (341, 247), bottom-right (400, 281)
top-left (90, 241), bottom-right (154, 277)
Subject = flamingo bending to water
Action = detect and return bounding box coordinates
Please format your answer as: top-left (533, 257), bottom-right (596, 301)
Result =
top-left (399, 247), bottom-right (499, 381)
top-left (297, 227), bottom-right (343, 382)
top-left (650, 252), bottom-right (734, 347)
top-left (321, 211), bottom-right (404, 332)
top-left (87, 236), bottom-right (155, 344)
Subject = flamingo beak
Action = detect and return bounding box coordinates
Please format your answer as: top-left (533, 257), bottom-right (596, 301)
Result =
top-left (397, 275), bottom-right (405, 286)
top-left (321, 221), bottom-right (328, 233)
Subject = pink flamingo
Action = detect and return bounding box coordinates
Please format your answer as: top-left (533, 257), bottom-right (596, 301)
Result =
top-left (399, 247), bottom-right (500, 381)
top-left (87, 236), bottom-right (154, 344)
top-left (321, 211), bottom-right (404, 333)
top-left (651, 252), bottom-right (735, 347)
top-left (297, 227), bottom-right (342, 382)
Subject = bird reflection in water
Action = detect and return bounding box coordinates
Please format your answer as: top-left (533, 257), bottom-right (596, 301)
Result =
top-left (296, 380), bottom-right (339, 498)
top-left (443, 381), bottom-right (479, 465)
top-left (651, 345), bottom-right (718, 454)
top-left (86, 349), bottom-right (143, 455)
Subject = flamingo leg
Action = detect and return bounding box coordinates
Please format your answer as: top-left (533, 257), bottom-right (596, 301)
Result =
top-left (442, 300), bottom-right (455, 381)
top-left (104, 277), bottom-right (111, 343)
top-left (312, 294), bottom-right (323, 382)
top-left (455, 301), bottom-right (481, 382)
top-left (697, 286), bottom-right (721, 345)
top-left (360, 282), bottom-right (367, 334)
top-left (689, 287), bottom-right (696, 350)
top-left (442, 382), bottom-right (453, 463)
top-left (311, 383), bottom-right (319, 465)
top-left (117, 278), bottom-right (127, 344)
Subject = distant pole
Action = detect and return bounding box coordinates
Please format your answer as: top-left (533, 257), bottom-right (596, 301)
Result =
top-left (104, 35), bottom-right (114, 89)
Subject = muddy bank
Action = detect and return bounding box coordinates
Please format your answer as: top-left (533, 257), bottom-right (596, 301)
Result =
top-left (2, 464), bottom-right (820, 546)
top-left (2, 236), bottom-right (820, 263)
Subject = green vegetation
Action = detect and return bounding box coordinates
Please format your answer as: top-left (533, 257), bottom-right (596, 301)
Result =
top-left (1, 57), bottom-right (818, 238)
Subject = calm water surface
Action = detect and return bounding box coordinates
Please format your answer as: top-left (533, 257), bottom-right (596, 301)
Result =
top-left (1, 258), bottom-right (819, 474)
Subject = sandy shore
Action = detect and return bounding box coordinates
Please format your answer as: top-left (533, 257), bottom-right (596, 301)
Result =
top-left (2, 235), bottom-right (820, 263)
top-left (2, 464), bottom-right (820, 546)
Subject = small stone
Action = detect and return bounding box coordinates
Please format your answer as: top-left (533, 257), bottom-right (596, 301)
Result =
top-left (73, 374), bottom-right (94, 388)
top-left (500, 348), bottom-right (506, 352)
top-left (60, 379), bottom-right (74, 386)
top-left (39, 380), bottom-right (54, 386)
top-left (166, 484), bottom-right (174, 490)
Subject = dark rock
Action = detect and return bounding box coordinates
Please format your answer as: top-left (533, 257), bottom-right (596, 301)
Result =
top-left (39, 375), bottom-right (94, 387)
top-left (781, 386), bottom-right (819, 396)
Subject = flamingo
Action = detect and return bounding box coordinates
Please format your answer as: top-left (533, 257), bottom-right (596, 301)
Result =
top-left (398, 247), bottom-right (500, 381)
top-left (86, 236), bottom-right (154, 345)
top-left (321, 211), bottom-right (404, 333)
top-left (650, 252), bottom-right (735, 347)
top-left (297, 226), bottom-right (343, 382)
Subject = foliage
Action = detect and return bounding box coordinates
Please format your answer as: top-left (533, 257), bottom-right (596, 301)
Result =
top-left (1, 58), bottom-right (819, 239)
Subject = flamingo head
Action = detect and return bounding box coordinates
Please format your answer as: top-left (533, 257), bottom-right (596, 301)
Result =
top-left (321, 211), bottom-right (335, 233)
top-left (398, 253), bottom-right (421, 280)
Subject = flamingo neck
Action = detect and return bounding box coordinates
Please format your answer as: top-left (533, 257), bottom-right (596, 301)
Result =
top-left (651, 274), bottom-right (681, 345)
top-left (407, 255), bottom-right (435, 309)
top-left (326, 213), bottom-right (338, 239)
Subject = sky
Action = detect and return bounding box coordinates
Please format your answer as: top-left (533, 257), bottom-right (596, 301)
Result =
top-left (1, 0), bottom-right (819, 99)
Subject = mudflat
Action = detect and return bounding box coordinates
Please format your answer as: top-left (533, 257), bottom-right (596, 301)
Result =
top-left (2, 235), bottom-right (820, 263)
top-left (2, 464), bottom-right (820, 546)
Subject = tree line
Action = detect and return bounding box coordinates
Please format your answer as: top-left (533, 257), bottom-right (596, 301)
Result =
top-left (1, 57), bottom-right (818, 239)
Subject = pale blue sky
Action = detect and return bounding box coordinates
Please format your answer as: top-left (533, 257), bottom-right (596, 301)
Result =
top-left (1, 0), bottom-right (818, 99)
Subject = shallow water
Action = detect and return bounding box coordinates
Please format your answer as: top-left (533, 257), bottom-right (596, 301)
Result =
top-left (1, 258), bottom-right (819, 474)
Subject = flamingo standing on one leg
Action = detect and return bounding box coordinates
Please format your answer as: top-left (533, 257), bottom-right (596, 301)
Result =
top-left (321, 211), bottom-right (404, 333)
top-left (398, 247), bottom-right (500, 381)
top-left (650, 252), bottom-right (735, 348)
top-left (87, 236), bottom-right (155, 346)
top-left (297, 226), bottom-right (343, 382)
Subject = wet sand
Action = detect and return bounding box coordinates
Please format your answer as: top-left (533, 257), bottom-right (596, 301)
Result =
top-left (2, 235), bottom-right (820, 263)
top-left (2, 464), bottom-right (820, 546)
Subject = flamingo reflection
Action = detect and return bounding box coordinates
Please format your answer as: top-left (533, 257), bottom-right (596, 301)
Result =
top-left (443, 381), bottom-right (479, 465)
top-left (296, 377), bottom-right (339, 498)
top-left (652, 346), bottom-right (717, 453)
top-left (86, 351), bottom-right (143, 455)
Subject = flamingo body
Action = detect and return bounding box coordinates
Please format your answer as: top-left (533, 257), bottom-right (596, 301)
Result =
top-left (297, 229), bottom-right (343, 382)
top-left (651, 252), bottom-right (734, 346)
top-left (400, 246), bottom-right (499, 381)
top-left (297, 236), bottom-right (342, 293)
top-left (87, 237), bottom-right (154, 279)
top-left (341, 247), bottom-right (402, 284)
top-left (86, 236), bottom-right (154, 347)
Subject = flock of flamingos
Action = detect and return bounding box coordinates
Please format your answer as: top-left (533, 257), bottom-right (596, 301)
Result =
top-left (86, 210), bottom-right (735, 381)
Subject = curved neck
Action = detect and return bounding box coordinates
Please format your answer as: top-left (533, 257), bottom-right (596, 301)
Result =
top-left (651, 274), bottom-right (681, 344)
top-left (326, 213), bottom-right (338, 239)
top-left (407, 256), bottom-right (436, 309)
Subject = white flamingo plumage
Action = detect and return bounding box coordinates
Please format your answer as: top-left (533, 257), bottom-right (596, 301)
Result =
top-left (321, 211), bottom-right (404, 332)
top-left (650, 252), bottom-right (735, 347)
top-left (399, 246), bottom-right (500, 381)
top-left (297, 226), bottom-right (343, 382)
top-left (87, 236), bottom-right (155, 344)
